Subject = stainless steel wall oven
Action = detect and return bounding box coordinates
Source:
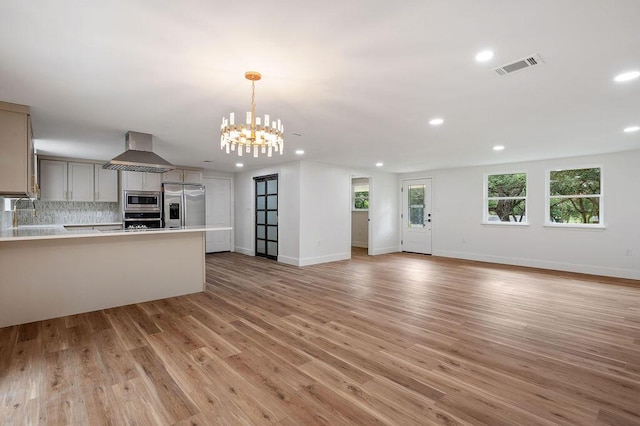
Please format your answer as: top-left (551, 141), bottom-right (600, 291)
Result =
top-left (123, 190), bottom-right (162, 229)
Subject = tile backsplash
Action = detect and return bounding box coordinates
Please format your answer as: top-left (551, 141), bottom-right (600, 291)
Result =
top-left (2, 199), bottom-right (120, 228)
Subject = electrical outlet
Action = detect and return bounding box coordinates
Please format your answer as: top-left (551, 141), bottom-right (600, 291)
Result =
top-left (625, 249), bottom-right (632, 256)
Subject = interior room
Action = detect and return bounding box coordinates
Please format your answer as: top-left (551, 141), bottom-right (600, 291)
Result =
top-left (1, 1), bottom-right (639, 424)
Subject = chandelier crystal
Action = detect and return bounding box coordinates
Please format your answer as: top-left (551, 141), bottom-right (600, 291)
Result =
top-left (220, 71), bottom-right (284, 158)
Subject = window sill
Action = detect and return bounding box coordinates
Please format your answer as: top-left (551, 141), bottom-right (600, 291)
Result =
top-left (481, 222), bottom-right (529, 227)
top-left (543, 223), bottom-right (606, 230)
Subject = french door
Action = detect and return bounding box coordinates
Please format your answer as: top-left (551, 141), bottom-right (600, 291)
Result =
top-left (254, 174), bottom-right (278, 260)
top-left (402, 178), bottom-right (432, 254)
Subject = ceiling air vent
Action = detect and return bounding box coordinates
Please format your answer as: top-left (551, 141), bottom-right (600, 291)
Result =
top-left (494, 54), bottom-right (544, 76)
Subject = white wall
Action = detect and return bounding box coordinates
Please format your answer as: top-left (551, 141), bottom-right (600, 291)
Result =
top-left (233, 161), bottom-right (400, 266)
top-left (400, 149), bottom-right (640, 280)
top-left (234, 162), bottom-right (301, 264)
top-left (299, 161), bottom-right (351, 265)
top-left (350, 170), bottom-right (400, 255)
top-left (202, 170), bottom-right (234, 179)
top-left (366, 171), bottom-right (401, 255)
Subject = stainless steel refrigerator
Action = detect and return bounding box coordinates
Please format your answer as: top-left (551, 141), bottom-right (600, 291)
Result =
top-left (162, 183), bottom-right (205, 228)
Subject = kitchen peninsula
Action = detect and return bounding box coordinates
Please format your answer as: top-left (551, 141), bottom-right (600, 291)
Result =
top-left (0, 225), bottom-right (230, 328)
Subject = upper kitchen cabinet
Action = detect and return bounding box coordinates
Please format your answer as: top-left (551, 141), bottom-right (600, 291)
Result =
top-left (68, 162), bottom-right (95, 201)
top-left (39, 159), bottom-right (117, 202)
top-left (0, 101), bottom-right (37, 197)
top-left (39, 159), bottom-right (67, 201)
top-left (94, 167), bottom-right (118, 202)
top-left (122, 170), bottom-right (162, 191)
top-left (162, 168), bottom-right (203, 184)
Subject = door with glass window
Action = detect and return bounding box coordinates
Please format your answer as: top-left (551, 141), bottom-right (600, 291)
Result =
top-left (402, 178), bottom-right (432, 254)
top-left (254, 174), bottom-right (278, 260)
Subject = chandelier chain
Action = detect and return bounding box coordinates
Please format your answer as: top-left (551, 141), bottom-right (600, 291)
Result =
top-left (250, 80), bottom-right (256, 134)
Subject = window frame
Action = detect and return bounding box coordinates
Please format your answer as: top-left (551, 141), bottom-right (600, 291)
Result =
top-left (352, 181), bottom-right (369, 211)
top-left (545, 165), bottom-right (604, 228)
top-left (483, 170), bottom-right (529, 226)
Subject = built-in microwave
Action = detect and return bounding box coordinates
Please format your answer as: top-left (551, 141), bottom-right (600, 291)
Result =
top-left (123, 190), bottom-right (161, 212)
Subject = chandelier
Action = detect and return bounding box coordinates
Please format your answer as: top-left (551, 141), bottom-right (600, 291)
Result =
top-left (220, 71), bottom-right (284, 158)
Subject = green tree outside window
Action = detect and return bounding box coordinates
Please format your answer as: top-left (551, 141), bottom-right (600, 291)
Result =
top-left (486, 172), bottom-right (527, 222)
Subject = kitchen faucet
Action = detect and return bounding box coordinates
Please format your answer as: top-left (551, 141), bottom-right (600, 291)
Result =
top-left (12, 197), bottom-right (36, 228)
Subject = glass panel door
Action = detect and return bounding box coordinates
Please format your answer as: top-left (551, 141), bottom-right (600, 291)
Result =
top-left (254, 174), bottom-right (278, 260)
top-left (402, 178), bottom-right (432, 254)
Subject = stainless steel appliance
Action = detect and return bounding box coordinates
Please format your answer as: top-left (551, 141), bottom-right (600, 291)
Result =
top-left (162, 183), bottom-right (205, 228)
top-left (123, 190), bottom-right (162, 229)
top-left (124, 190), bottom-right (161, 211)
top-left (103, 131), bottom-right (175, 173)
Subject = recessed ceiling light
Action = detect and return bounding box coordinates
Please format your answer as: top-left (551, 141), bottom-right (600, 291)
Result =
top-left (624, 126), bottom-right (640, 133)
top-left (614, 71), bottom-right (640, 82)
top-left (475, 50), bottom-right (494, 62)
top-left (493, 145), bottom-right (505, 151)
top-left (375, 162), bottom-right (384, 167)
top-left (295, 149), bottom-right (305, 155)
top-left (235, 163), bottom-right (243, 167)
top-left (429, 118), bottom-right (444, 126)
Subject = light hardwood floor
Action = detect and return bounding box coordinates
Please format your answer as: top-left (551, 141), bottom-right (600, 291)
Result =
top-left (1, 249), bottom-right (639, 425)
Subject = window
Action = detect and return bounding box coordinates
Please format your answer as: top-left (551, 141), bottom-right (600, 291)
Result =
top-left (484, 172), bottom-right (527, 223)
top-left (408, 183), bottom-right (425, 227)
top-left (547, 167), bottom-right (601, 225)
top-left (353, 181), bottom-right (369, 210)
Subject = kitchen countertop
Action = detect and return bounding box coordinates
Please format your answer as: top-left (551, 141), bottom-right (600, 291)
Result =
top-left (62, 222), bottom-right (123, 227)
top-left (0, 225), bottom-right (231, 242)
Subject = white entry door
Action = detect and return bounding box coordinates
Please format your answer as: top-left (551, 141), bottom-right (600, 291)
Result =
top-left (402, 178), bottom-right (432, 254)
top-left (203, 177), bottom-right (232, 253)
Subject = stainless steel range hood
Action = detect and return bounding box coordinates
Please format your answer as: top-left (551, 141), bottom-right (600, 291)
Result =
top-left (103, 131), bottom-right (175, 173)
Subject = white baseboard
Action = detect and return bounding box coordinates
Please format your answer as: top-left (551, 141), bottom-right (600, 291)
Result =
top-left (278, 255), bottom-right (300, 266)
top-left (234, 246), bottom-right (253, 256)
top-left (371, 246), bottom-right (400, 255)
top-left (434, 249), bottom-right (640, 280)
top-left (351, 241), bottom-right (368, 248)
top-left (299, 252), bottom-right (351, 267)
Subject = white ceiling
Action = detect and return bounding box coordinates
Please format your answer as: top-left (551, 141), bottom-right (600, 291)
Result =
top-left (1, 0), bottom-right (639, 173)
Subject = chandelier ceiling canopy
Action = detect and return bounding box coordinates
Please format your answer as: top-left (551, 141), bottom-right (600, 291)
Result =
top-left (220, 71), bottom-right (284, 158)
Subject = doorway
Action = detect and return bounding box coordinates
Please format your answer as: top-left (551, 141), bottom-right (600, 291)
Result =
top-left (401, 178), bottom-right (432, 254)
top-left (351, 177), bottom-right (370, 252)
top-left (254, 174), bottom-right (278, 260)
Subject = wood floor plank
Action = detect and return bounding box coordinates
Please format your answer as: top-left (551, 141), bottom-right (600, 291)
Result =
top-left (130, 345), bottom-right (199, 423)
top-left (111, 377), bottom-right (175, 425)
top-left (90, 328), bottom-right (140, 386)
top-left (104, 307), bottom-right (148, 350)
top-left (299, 359), bottom-right (423, 425)
top-left (1, 248), bottom-right (639, 424)
top-left (361, 376), bottom-right (474, 426)
top-left (189, 346), bottom-right (287, 424)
